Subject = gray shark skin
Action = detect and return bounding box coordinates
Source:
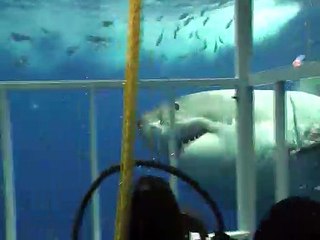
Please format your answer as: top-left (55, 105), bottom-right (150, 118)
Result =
top-left (137, 89), bottom-right (320, 219)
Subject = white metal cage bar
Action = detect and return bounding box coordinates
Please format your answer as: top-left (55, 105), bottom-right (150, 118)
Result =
top-left (234, 0), bottom-right (256, 238)
top-left (167, 89), bottom-right (179, 199)
top-left (274, 81), bottom-right (289, 202)
top-left (0, 75), bottom-right (317, 240)
top-left (89, 89), bottom-right (102, 240)
top-left (1, 0), bottom-right (319, 238)
top-left (0, 78), bottom-right (238, 91)
top-left (0, 90), bottom-right (17, 240)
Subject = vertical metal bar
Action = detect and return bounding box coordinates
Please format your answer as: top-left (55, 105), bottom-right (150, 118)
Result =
top-left (234, 0), bottom-right (256, 238)
top-left (89, 88), bottom-right (101, 240)
top-left (167, 89), bottom-right (179, 198)
top-left (274, 81), bottom-right (289, 202)
top-left (0, 90), bottom-right (17, 240)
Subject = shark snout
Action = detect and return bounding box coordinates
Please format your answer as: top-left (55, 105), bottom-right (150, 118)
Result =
top-left (137, 118), bottom-right (163, 139)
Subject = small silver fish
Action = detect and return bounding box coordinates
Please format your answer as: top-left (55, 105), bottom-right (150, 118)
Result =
top-left (102, 20), bottom-right (113, 27)
top-left (156, 30), bottom-right (164, 46)
top-left (184, 16), bottom-right (194, 26)
top-left (178, 53), bottom-right (188, 59)
top-left (179, 13), bottom-right (189, 20)
top-left (218, 36), bottom-right (224, 44)
top-left (225, 18), bottom-right (234, 29)
top-left (40, 28), bottom-right (50, 34)
top-left (156, 16), bottom-right (163, 21)
top-left (203, 17), bottom-right (209, 26)
top-left (11, 32), bottom-right (32, 42)
top-left (200, 40), bottom-right (207, 51)
top-left (195, 31), bottom-right (200, 40)
top-left (200, 7), bottom-right (209, 17)
top-left (214, 41), bottom-right (218, 52)
top-left (66, 46), bottom-right (79, 56)
top-left (173, 26), bottom-right (180, 39)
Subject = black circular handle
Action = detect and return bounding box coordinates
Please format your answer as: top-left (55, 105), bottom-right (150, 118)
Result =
top-left (71, 159), bottom-right (226, 239)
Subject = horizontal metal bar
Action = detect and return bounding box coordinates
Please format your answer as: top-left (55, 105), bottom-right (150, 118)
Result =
top-left (0, 61), bottom-right (319, 91)
top-left (0, 78), bottom-right (238, 91)
top-left (250, 61), bottom-right (320, 86)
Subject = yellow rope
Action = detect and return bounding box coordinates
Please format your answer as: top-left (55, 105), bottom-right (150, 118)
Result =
top-left (113, 0), bottom-right (141, 239)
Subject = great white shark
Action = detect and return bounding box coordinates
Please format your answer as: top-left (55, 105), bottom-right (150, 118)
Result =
top-left (137, 63), bottom-right (320, 220)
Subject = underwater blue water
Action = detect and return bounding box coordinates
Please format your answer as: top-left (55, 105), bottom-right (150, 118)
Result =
top-left (0, 0), bottom-right (320, 239)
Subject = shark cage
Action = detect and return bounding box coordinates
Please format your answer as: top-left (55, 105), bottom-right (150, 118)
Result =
top-left (1, 0), bottom-right (320, 240)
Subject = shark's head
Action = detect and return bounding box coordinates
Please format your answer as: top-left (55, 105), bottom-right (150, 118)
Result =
top-left (137, 90), bottom-right (238, 159)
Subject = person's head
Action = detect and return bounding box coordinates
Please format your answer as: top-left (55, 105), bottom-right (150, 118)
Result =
top-left (128, 175), bottom-right (184, 240)
top-left (254, 196), bottom-right (320, 240)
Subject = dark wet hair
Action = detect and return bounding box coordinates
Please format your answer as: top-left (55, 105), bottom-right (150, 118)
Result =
top-left (254, 196), bottom-right (320, 240)
top-left (128, 175), bottom-right (184, 240)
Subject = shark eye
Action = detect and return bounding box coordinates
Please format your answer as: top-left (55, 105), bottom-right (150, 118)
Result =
top-left (174, 102), bottom-right (180, 111)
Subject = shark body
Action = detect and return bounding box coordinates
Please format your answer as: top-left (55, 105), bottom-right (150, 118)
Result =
top-left (137, 89), bottom-right (320, 217)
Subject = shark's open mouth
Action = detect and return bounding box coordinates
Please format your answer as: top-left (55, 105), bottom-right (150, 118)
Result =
top-left (176, 123), bottom-right (210, 151)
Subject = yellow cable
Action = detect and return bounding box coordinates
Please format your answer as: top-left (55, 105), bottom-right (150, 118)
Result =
top-left (113, 0), bottom-right (141, 239)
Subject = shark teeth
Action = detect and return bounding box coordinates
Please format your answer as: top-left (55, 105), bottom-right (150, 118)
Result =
top-left (180, 129), bottom-right (208, 149)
